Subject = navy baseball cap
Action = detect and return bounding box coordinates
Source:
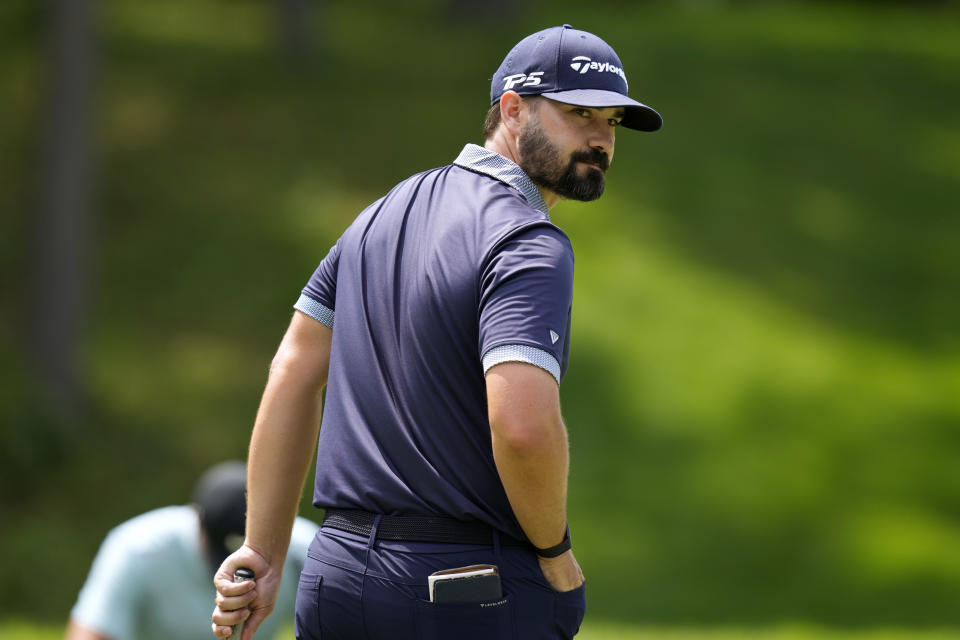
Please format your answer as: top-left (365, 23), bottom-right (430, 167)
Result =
top-left (491, 25), bottom-right (662, 132)
top-left (192, 461), bottom-right (247, 569)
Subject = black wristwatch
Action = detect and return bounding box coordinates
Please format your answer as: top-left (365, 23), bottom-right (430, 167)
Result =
top-left (534, 525), bottom-right (571, 558)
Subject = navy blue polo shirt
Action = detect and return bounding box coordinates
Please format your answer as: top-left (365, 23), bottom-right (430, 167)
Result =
top-left (294, 144), bottom-right (574, 540)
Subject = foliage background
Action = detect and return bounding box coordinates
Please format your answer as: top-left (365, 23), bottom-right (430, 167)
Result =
top-left (1, 0), bottom-right (958, 633)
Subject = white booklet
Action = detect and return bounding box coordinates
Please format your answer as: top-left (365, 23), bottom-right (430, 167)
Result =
top-left (428, 564), bottom-right (500, 603)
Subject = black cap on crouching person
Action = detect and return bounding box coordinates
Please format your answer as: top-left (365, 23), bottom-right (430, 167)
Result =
top-left (491, 24), bottom-right (662, 132)
top-left (192, 460), bottom-right (247, 571)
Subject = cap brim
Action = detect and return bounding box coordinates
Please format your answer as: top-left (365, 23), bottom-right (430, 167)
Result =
top-left (540, 89), bottom-right (662, 132)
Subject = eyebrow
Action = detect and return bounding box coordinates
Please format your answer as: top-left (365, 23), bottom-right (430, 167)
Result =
top-left (568, 105), bottom-right (626, 118)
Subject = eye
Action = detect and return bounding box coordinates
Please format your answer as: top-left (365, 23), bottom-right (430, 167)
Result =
top-left (608, 118), bottom-right (623, 127)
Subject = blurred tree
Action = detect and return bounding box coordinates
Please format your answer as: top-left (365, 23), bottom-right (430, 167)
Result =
top-left (447, 0), bottom-right (528, 19)
top-left (30, 0), bottom-right (96, 422)
top-left (278, 0), bottom-right (315, 60)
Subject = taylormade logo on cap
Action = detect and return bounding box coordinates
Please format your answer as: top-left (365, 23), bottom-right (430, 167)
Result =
top-left (489, 25), bottom-right (663, 132)
top-left (569, 56), bottom-right (628, 85)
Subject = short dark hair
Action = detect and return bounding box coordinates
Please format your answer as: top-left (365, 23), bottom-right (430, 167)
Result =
top-left (482, 96), bottom-right (541, 141)
top-left (482, 103), bottom-right (500, 141)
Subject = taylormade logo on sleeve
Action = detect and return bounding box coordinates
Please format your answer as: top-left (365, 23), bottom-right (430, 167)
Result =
top-left (570, 56), bottom-right (627, 84)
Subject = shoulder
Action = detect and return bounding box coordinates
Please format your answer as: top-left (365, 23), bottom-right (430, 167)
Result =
top-left (103, 506), bottom-right (197, 556)
top-left (449, 164), bottom-right (543, 215)
top-left (339, 165), bottom-right (451, 236)
top-left (484, 221), bottom-right (574, 277)
top-left (378, 165), bottom-right (453, 203)
top-left (443, 164), bottom-right (567, 253)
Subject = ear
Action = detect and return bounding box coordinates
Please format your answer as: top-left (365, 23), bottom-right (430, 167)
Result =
top-left (499, 91), bottom-right (526, 136)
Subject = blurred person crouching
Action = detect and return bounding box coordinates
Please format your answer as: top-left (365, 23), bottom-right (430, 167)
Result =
top-left (66, 461), bottom-right (318, 640)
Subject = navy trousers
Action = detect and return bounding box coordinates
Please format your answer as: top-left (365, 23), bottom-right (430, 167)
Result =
top-left (294, 520), bottom-right (586, 639)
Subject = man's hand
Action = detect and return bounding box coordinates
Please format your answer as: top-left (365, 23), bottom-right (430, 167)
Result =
top-left (538, 550), bottom-right (585, 593)
top-left (211, 544), bottom-right (281, 639)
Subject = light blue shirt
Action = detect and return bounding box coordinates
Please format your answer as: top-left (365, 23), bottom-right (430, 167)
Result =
top-left (70, 506), bottom-right (319, 640)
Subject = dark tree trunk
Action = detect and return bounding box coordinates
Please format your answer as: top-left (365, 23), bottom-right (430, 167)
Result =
top-left (278, 0), bottom-right (311, 60)
top-left (30, 0), bottom-right (96, 422)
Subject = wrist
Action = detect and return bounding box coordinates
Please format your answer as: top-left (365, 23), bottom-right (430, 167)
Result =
top-left (533, 525), bottom-right (571, 558)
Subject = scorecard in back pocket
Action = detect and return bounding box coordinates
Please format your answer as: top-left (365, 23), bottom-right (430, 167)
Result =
top-left (428, 564), bottom-right (501, 603)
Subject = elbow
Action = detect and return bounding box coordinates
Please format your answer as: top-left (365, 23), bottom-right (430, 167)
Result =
top-left (268, 348), bottom-right (328, 392)
top-left (486, 361), bottom-right (564, 455)
top-left (489, 411), bottom-right (563, 455)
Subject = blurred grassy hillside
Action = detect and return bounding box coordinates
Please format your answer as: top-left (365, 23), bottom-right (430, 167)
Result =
top-left (1, 0), bottom-right (959, 630)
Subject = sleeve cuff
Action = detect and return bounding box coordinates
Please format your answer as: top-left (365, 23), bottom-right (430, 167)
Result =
top-left (294, 293), bottom-right (334, 329)
top-left (482, 344), bottom-right (561, 386)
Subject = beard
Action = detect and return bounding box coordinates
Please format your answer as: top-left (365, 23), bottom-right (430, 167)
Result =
top-left (517, 117), bottom-right (609, 202)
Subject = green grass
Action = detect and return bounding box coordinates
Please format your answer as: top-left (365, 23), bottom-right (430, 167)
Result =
top-left (0, 622), bottom-right (59, 640)
top-left (582, 625), bottom-right (960, 640)
top-left (580, 625), bottom-right (960, 640)
top-left (4, 621), bottom-right (959, 640)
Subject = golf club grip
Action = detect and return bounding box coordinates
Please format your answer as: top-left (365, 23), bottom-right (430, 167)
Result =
top-left (227, 568), bottom-right (255, 640)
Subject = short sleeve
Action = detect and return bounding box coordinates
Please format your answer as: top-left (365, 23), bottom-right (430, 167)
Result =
top-left (479, 225), bottom-right (574, 385)
top-left (295, 239), bottom-right (340, 328)
top-left (70, 528), bottom-right (144, 639)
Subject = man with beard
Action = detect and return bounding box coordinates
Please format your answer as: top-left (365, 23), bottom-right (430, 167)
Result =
top-left (212, 25), bottom-right (660, 640)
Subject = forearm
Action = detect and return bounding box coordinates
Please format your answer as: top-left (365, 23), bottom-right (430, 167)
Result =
top-left (491, 415), bottom-right (570, 549)
top-left (245, 359), bottom-right (324, 565)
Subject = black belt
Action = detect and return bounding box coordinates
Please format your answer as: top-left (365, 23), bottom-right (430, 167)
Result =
top-left (322, 509), bottom-right (529, 547)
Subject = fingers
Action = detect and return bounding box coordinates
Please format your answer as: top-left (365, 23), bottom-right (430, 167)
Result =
top-left (214, 580), bottom-right (257, 611)
top-left (241, 610), bottom-right (269, 640)
top-left (215, 585), bottom-right (257, 615)
top-left (211, 596), bottom-right (274, 639)
top-left (213, 545), bottom-right (270, 592)
top-left (211, 580), bottom-right (256, 630)
top-left (213, 547), bottom-right (264, 600)
top-left (211, 602), bottom-right (250, 625)
top-left (212, 546), bottom-right (278, 638)
top-left (210, 605), bottom-right (249, 638)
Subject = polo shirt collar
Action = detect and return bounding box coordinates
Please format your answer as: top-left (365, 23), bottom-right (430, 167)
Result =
top-left (453, 144), bottom-right (549, 216)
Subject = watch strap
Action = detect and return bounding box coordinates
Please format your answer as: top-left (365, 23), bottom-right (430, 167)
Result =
top-left (533, 525), bottom-right (571, 558)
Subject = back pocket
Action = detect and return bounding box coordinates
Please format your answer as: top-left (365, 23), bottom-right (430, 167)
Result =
top-left (295, 573), bottom-right (323, 640)
top-left (415, 595), bottom-right (513, 639)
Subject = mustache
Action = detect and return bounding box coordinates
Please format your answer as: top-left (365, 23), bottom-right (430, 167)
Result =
top-left (570, 148), bottom-right (610, 171)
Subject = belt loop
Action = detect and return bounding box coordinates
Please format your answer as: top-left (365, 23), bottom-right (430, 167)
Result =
top-left (368, 514), bottom-right (382, 550)
top-left (492, 528), bottom-right (502, 560)
top-left (361, 513), bottom-right (382, 570)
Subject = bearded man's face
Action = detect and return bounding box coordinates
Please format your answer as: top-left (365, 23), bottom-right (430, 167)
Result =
top-left (517, 102), bottom-right (612, 202)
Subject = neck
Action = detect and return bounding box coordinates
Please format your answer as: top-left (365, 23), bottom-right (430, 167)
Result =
top-left (483, 133), bottom-right (561, 210)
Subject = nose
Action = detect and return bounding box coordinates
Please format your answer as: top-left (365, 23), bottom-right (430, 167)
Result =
top-left (588, 121), bottom-right (615, 159)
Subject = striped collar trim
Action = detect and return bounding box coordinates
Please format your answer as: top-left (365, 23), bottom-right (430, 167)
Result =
top-left (453, 144), bottom-right (549, 216)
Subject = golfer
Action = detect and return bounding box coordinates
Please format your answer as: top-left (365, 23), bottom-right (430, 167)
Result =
top-left (67, 461), bottom-right (317, 640)
top-left (212, 25), bottom-right (661, 640)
